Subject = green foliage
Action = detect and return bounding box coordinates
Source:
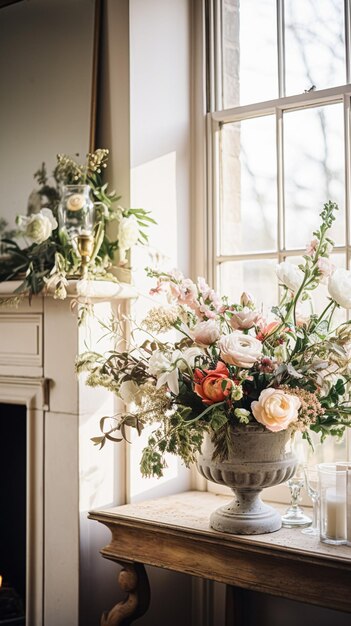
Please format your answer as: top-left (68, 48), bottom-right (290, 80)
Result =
top-left (0, 150), bottom-right (154, 298)
top-left (140, 412), bottom-right (206, 478)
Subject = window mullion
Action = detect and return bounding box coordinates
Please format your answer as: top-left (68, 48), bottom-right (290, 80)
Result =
top-left (344, 94), bottom-right (350, 265)
top-left (277, 0), bottom-right (286, 98)
top-left (206, 0), bottom-right (216, 112)
top-left (208, 115), bottom-right (220, 288)
top-left (276, 108), bottom-right (285, 263)
top-left (214, 0), bottom-right (223, 111)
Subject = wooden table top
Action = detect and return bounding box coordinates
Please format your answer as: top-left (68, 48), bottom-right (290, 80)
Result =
top-left (90, 490), bottom-right (351, 613)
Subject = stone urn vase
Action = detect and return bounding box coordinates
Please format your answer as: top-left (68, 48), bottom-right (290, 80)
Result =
top-left (197, 423), bottom-right (297, 535)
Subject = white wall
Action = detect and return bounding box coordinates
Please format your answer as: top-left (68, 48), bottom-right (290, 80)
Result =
top-left (130, 0), bottom-right (191, 274)
top-left (85, 1), bottom-right (194, 624)
top-left (128, 0), bottom-right (193, 503)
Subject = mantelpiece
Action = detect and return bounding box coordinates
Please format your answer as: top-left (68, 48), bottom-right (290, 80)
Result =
top-left (0, 280), bottom-right (134, 626)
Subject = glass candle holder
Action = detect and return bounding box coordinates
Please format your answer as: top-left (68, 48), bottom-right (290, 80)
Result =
top-left (318, 463), bottom-right (347, 545)
top-left (281, 463), bottom-right (312, 528)
top-left (58, 184), bottom-right (95, 240)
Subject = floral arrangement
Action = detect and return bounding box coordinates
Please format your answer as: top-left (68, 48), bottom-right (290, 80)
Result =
top-left (77, 201), bottom-right (351, 477)
top-left (0, 149), bottom-right (154, 299)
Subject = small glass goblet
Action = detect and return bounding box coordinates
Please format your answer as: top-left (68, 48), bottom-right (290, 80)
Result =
top-left (281, 464), bottom-right (312, 528)
top-left (301, 464), bottom-right (320, 536)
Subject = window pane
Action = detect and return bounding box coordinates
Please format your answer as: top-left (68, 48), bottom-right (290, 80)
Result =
top-left (284, 104), bottom-right (344, 249)
top-left (218, 259), bottom-right (278, 313)
top-left (222, 0), bottom-right (278, 108)
top-left (285, 0), bottom-right (346, 95)
top-left (220, 116), bottom-right (277, 255)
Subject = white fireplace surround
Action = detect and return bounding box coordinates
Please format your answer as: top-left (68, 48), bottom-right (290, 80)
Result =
top-left (0, 282), bottom-right (131, 626)
top-left (0, 377), bottom-right (46, 625)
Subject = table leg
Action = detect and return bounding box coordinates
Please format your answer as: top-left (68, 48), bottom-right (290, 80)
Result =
top-left (101, 562), bottom-right (150, 626)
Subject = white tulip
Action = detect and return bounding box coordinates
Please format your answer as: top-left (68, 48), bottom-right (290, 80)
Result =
top-left (328, 268), bottom-right (351, 309)
top-left (276, 261), bottom-right (304, 292)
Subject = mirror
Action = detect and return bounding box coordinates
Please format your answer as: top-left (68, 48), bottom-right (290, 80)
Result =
top-left (0, 0), bottom-right (100, 228)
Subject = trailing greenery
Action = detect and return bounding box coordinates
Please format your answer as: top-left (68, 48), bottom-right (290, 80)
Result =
top-left (0, 149), bottom-right (155, 299)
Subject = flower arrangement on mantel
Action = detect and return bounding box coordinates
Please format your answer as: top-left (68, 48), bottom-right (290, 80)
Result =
top-left (77, 201), bottom-right (351, 478)
top-left (0, 149), bottom-right (154, 300)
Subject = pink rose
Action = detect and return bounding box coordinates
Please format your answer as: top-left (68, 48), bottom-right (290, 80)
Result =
top-left (251, 388), bottom-right (300, 432)
top-left (192, 319), bottom-right (220, 345)
top-left (230, 308), bottom-right (262, 330)
top-left (219, 331), bottom-right (262, 368)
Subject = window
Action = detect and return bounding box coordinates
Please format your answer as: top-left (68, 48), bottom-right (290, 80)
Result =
top-left (205, 0), bottom-right (351, 464)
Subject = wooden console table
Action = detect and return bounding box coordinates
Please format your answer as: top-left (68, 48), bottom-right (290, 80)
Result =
top-left (89, 490), bottom-right (351, 625)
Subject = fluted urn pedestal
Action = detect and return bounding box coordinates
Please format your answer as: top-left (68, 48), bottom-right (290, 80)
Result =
top-left (197, 424), bottom-right (297, 535)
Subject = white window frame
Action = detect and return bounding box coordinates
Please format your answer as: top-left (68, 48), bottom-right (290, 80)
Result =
top-left (203, 0), bottom-right (351, 474)
top-left (206, 0), bottom-right (351, 285)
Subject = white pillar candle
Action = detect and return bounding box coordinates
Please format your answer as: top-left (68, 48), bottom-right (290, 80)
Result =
top-left (326, 488), bottom-right (347, 540)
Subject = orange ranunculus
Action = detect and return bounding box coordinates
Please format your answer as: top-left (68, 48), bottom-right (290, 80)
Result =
top-left (194, 361), bottom-right (232, 405)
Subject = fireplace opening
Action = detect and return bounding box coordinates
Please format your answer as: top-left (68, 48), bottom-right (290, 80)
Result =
top-left (0, 403), bottom-right (26, 625)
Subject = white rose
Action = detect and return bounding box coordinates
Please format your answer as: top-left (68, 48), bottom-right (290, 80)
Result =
top-left (251, 388), bottom-right (300, 432)
top-left (119, 380), bottom-right (142, 405)
top-left (219, 331), bottom-right (262, 368)
top-left (21, 208), bottom-right (58, 244)
top-left (118, 215), bottom-right (140, 263)
top-left (192, 320), bottom-right (220, 345)
top-left (178, 346), bottom-right (204, 370)
top-left (276, 261), bottom-right (304, 292)
top-left (328, 268), bottom-right (351, 308)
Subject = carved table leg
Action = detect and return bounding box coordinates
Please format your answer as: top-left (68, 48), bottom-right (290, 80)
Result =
top-left (101, 562), bottom-right (150, 626)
